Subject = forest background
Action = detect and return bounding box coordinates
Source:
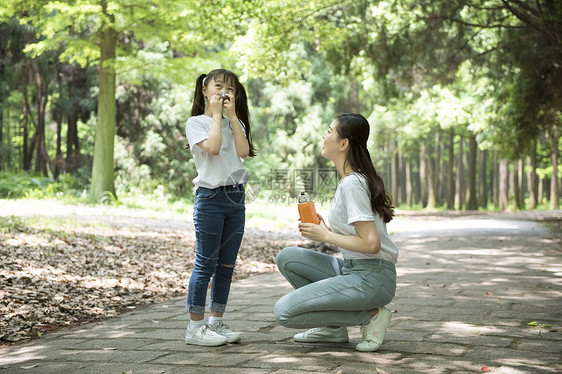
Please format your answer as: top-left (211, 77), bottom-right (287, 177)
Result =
top-left (0, 0), bottom-right (561, 212)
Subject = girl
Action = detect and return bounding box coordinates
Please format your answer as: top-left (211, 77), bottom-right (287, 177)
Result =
top-left (274, 113), bottom-right (398, 352)
top-left (184, 69), bottom-right (256, 346)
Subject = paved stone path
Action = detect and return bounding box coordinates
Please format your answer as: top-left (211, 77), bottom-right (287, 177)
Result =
top-left (1, 211), bottom-right (561, 373)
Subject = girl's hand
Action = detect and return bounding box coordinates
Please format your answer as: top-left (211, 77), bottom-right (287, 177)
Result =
top-left (209, 94), bottom-right (223, 117)
top-left (223, 93), bottom-right (236, 117)
top-left (298, 222), bottom-right (329, 242)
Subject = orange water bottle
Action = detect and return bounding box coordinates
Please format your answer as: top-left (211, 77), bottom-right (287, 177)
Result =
top-left (298, 192), bottom-right (320, 224)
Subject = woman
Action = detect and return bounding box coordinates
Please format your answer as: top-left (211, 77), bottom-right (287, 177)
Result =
top-left (274, 113), bottom-right (398, 352)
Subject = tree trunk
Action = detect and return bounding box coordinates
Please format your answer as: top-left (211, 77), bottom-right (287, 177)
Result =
top-left (33, 61), bottom-right (50, 177)
top-left (447, 129), bottom-right (454, 209)
top-left (22, 87), bottom-right (38, 171)
top-left (413, 153), bottom-right (421, 205)
top-left (420, 144), bottom-right (428, 207)
top-left (347, 78), bottom-right (361, 113)
top-left (90, 24), bottom-right (117, 201)
top-left (383, 141), bottom-right (391, 189)
top-left (405, 159), bottom-right (412, 208)
top-left (478, 149), bottom-right (488, 208)
top-left (513, 159), bottom-right (521, 211)
top-left (465, 135), bottom-right (478, 210)
top-left (22, 91), bottom-right (30, 171)
top-left (391, 141), bottom-right (399, 206)
top-left (53, 112), bottom-right (63, 179)
top-left (519, 158), bottom-right (525, 209)
top-left (550, 124), bottom-right (559, 210)
top-left (0, 106), bottom-right (4, 172)
top-left (434, 131), bottom-right (441, 206)
top-left (528, 139), bottom-right (538, 209)
top-left (426, 141), bottom-right (436, 209)
top-left (51, 108), bottom-right (64, 179)
top-left (397, 154), bottom-right (404, 204)
top-left (499, 158), bottom-right (509, 211)
top-left (66, 113), bottom-right (80, 173)
top-left (455, 136), bottom-right (464, 210)
top-left (538, 176), bottom-right (544, 205)
top-left (0, 107), bottom-right (3, 171)
top-left (493, 151), bottom-right (499, 208)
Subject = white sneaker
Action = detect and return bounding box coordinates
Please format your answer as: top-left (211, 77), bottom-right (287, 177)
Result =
top-left (185, 324), bottom-right (228, 346)
top-left (211, 320), bottom-right (241, 343)
top-left (356, 307), bottom-right (392, 352)
top-left (293, 327), bottom-right (349, 343)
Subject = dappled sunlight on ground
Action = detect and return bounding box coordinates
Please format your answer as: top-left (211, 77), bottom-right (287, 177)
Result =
top-left (0, 344), bottom-right (52, 365)
top-left (1, 200), bottom-right (561, 373)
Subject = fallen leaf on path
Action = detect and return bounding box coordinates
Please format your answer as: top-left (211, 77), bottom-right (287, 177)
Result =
top-left (527, 321), bottom-right (551, 328)
top-left (0, 215), bottom-right (311, 345)
top-left (21, 364), bottom-right (39, 369)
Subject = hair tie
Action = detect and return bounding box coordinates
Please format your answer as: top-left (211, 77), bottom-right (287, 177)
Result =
top-left (346, 134), bottom-right (368, 150)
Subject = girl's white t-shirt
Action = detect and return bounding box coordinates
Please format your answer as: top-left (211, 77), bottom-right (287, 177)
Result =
top-left (185, 115), bottom-right (248, 190)
top-left (328, 172), bottom-right (399, 264)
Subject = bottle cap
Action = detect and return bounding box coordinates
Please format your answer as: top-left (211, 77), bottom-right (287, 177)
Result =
top-left (298, 191), bottom-right (310, 203)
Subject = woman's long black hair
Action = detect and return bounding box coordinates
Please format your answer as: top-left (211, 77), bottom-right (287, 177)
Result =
top-left (335, 113), bottom-right (394, 223)
top-left (190, 69), bottom-right (256, 157)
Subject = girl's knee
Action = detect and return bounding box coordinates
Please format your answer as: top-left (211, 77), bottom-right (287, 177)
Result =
top-left (214, 263), bottom-right (235, 281)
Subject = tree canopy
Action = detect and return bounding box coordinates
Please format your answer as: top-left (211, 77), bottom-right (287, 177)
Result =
top-left (0, 0), bottom-right (560, 209)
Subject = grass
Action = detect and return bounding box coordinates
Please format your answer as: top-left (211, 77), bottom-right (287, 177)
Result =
top-left (0, 195), bottom-right (301, 231)
top-left (2, 176), bottom-right (559, 234)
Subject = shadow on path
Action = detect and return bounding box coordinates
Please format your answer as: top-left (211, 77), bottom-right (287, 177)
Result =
top-left (1, 211), bottom-right (561, 374)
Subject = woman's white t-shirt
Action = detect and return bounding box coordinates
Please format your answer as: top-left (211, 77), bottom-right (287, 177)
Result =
top-left (185, 115), bottom-right (248, 190)
top-left (328, 172), bottom-right (399, 264)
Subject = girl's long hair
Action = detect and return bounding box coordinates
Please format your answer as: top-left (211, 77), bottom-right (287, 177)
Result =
top-left (335, 113), bottom-right (394, 223)
top-left (190, 69), bottom-right (256, 157)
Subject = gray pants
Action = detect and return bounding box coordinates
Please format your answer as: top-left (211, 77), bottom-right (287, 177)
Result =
top-left (274, 247), bottom-right (396, 329)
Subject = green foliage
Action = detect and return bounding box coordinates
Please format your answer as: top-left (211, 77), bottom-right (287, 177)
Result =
top-left (111, 79), bottom-right (195, 199)
top-left (0, 172), bottom-right (87, 199)
top-left (243, 46), bottom-right (345, 182)
top-left (1, 0), bottom-right (561, 210)
top-left (100, 190), bottom-right (121, 206)
top-left (0, 215), bottom-right (29, 235)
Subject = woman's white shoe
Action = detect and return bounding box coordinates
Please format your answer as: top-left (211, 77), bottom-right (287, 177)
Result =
top-left (356, 307), bottom-right (392, 352)
top-left (294, 326), bottom-right (349, 343)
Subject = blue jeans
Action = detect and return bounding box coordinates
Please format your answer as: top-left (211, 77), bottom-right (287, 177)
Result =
top-left (186, 185), bottom-right (245, 314)
top-left (274, 247), bottom-right (396, 328)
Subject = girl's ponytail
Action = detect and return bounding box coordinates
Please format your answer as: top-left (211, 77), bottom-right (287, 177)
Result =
top-left (185, 74), bottom-right (207, 150)
top-left (191, 74), bottom-right (207, 116)
top-left (234, 82), bottom-right (256, 157)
